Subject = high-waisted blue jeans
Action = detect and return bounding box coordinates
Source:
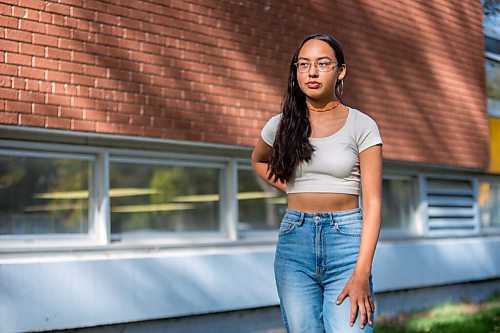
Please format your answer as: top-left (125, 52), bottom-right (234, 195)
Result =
top-left (274, 208), bottom-right (374, 333)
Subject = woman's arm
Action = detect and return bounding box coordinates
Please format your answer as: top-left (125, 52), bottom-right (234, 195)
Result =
top-left (251, 138), bottom-right (286, 192)
top-left (336, 144), bottom-right (382, 329)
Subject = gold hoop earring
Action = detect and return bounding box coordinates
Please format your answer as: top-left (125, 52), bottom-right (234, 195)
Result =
top-left (337, 79), bottom-right (344, 96)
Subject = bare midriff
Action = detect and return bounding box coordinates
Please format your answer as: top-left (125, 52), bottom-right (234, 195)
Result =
top-left (287, 192), bottom-right (359, 213)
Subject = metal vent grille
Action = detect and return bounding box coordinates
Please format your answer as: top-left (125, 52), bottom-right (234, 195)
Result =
top-left (421, 176), bottom-right (479, 236)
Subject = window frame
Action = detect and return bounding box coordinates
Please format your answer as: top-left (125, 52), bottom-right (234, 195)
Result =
top-left (485, 32), bottom-right (500, 117)
top-left (0, 140), bottom-right (99, 248)
top-left (0, 137), bottom-right (244, 251)
top-left (2, 131), bottom-right (498, 252)
top-left (379, 173), bottom-right (421, 239)
top-left (107, 155), bottom-right (230, 243)
top-left (486, 53), bottom-right (500, 118)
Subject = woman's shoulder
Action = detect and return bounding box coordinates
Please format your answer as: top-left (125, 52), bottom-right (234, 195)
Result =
top-left (268, 112), bottom-right (283, 121)
top-left (264, 112), bottom-right (283, 127)
top-left (261, 113), bottom-right (283, 145)
top-left (348, 107), bottom-right (374, 120)
top-left (347, 107), bottom-right (379, 127)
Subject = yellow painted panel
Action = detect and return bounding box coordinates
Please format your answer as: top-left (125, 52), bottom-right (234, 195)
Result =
top-left (490, 117), bottom-right (500, 173)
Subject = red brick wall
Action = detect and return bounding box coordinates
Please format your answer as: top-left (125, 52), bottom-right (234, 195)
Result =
top-left (0, 0), bottom-right (488, 169)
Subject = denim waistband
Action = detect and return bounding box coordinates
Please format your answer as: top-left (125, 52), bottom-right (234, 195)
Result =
top-left (284, 207), bottom-right (362, 225)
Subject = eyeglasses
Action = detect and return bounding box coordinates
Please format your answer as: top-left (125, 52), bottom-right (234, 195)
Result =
top-left (295, 60), bottom-right (338, 73)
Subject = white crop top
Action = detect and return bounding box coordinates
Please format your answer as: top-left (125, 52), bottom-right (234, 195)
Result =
top-left (261, 107), bottom-right (382, 195)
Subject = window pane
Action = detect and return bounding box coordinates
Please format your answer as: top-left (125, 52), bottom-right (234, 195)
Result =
top-left (0, 155), bottom-right (89, 235)
top-left (110, 162), bottom-right (220, 235)
top-left (486, 58), bottom-right (500, 115)
top-left (483, 1), bottom-right (500, 38)
top-left (382, 178), bottom-right (415, 229)
top-left (238, 168), bottom-right (286, 231)
top-left (479, 182), bottom-right (500, 228)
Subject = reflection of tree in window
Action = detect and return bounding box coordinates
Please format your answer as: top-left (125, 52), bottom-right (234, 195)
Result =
top-left (486, 59), bottom-right (500, 100)
top-left (238, 169), bottom-right (285, 231)
top-left (110, 163), bottom-right (220, 234)
top-left (150, 167), bottom-right (219, 232)
top-left (483, 0), bottom-right (499, 35)
top-left (51, 159), bottom-right (88, 231)
top-left (0, 156), bottom-right (88, 235)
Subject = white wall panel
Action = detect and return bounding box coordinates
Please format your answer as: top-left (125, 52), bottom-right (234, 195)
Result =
top-left (1, 237), bottom-right (500, 332)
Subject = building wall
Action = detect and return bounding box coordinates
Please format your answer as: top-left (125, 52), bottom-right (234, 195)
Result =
top-left (489, 117), bottom-right (500, 173)
top-left (0, 0), bottom-right (489, 169)
top-left (0, 1), bottom-right (497, 332)
top-left (3, 237), bottom-right (500, 332)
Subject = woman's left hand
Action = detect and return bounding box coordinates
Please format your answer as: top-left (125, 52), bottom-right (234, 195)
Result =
top-left (336, 272), bottom-right (375, 329)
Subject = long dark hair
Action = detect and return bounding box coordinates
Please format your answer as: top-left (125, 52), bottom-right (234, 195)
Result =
top-left (268, 33), bottom-right (346, 183)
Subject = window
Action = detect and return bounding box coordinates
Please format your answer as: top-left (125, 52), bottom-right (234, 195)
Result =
top-left (2, 136), bottom-right (493, 249)
top-left (486, 51), bottom-right (500, 117)
top-left (0, 151), bottom-right (91, 237)
top-left (237, 166), bottom-right (286, 232)
top-left (0, 138), bottom-right (235, 249)
top-left (109, 160), bottom-right (223, 239)
top-left (479, 181), bottom-right (500, 230)
top-left (484, 11), bottom-right (500, 117)
top-left (380, 176), bottom-right (418, 237)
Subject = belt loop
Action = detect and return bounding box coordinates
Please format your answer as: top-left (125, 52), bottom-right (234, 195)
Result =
top-left (329, 212), bottom-right (335, 226)
top-left (297, 212), bottom-right (305, 226)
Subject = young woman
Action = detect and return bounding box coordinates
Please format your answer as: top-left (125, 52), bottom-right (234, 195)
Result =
top-left (251, 33), bottom-right (383, 332)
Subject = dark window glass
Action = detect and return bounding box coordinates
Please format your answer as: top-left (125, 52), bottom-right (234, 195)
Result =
top-left (238, 168), bottom-right (286, 231)
top-left (0, 155), bottom-right (89, 235)
top-left (110, 162), bottom-right (221, 236)
top-left (382, 178), bottom-right (415, 230)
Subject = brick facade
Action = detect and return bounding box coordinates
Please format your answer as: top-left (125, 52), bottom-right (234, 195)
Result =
top-left (0, 0), bottom-right (489, 169)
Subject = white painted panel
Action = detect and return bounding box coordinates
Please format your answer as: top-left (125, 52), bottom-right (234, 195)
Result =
top-left (0, 249), bottom-right (279, 333)
top-left (372, 236), bottom-right (500, 292)
top-left (1, 237), bottom-right (500, 332)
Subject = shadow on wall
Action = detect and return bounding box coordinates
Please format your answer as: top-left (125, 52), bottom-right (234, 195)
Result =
top-left (53, 0), bottom-right (487, 167)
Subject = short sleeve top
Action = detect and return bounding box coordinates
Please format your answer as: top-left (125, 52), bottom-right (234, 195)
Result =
top-left (261, 107), bottom-right (383, 195)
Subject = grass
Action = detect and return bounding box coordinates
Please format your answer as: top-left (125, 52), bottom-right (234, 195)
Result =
top-left (375, 293), bottom-right (500, 333)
